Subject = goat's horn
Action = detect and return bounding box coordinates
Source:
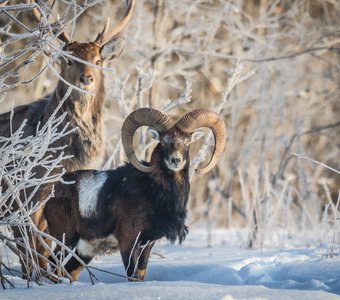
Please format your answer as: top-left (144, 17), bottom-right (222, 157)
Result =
top-left (121, 108), bottom-right (175, 173)
top-left (176, 109), bottom-right (226, 174)
top-left (94, 0), bottom-right (135, 46)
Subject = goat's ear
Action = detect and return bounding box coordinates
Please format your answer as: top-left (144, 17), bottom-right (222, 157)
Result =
top-left (147, 128), bottom-right (160, 141)
top-left (191, 130), bottom-right (205, 143)
top-left (100, 36), bottom-right (125, 62)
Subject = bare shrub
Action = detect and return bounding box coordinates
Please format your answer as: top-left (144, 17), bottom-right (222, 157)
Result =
top-left (0, 107), bottom-right (73, 286)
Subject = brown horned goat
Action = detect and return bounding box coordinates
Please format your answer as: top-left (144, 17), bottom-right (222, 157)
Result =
top-left (44, 108), bottom-right (226, 282)
top-left (0, 0), bottom-right (135, 280)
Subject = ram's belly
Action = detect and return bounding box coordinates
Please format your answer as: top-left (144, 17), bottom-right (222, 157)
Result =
top-left (76, 234), bottom-right (119, 257)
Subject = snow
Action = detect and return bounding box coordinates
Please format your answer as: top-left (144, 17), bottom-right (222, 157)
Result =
top-left (2, 229), bottom-right (340, 300)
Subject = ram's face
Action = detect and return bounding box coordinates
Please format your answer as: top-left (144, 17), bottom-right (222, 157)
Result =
top-left (159, 130), bottom-right (191, 172)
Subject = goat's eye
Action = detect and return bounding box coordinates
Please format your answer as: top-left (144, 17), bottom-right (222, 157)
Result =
top-left (67, 60), bottom-right (73, 66)
top-left (161, 136), bottom-right (169, 145)
top-left (95, 60), bottom-right (101, 66)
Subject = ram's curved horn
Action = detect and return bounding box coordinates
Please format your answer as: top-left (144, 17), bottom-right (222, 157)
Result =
top-left (94, 0), bottom-right (135, 46)
top-left (176, 108), bottom-right (226, 174)
top-left (121, 108), bottom-right (174, 173)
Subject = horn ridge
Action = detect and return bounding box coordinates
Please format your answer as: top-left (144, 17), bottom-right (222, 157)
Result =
top-left (176, 109), bottom-right (226, 174)
top-left (121, 108), bottom-right (174, 173)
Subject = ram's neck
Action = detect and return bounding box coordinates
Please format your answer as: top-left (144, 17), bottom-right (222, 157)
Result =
top-left (150, 150), bottom-right (190, 213)
top-left (149, 161), bottom-right (190, 244)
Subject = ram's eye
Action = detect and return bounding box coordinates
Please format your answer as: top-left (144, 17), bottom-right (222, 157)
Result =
top-left (161, 136), bottom-right (170, 145)
top-left (95, 60), bottom-right (101, 66)
top-left (67, 60), bottom-right (73, 66)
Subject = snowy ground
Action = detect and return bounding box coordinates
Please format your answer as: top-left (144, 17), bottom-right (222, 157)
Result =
top-left (2, 228), bottom-right (340, 299)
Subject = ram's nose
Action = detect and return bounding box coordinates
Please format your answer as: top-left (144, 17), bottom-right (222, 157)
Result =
top-left (171, 157), bottom-right (182, 164)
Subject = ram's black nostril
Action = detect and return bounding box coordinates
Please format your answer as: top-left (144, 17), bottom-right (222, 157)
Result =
top-left (80, 74), bottom-right (94, 85)
top-left (171, 157), bottom-right (181, 164)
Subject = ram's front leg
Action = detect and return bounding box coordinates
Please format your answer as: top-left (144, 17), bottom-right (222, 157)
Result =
top-left (120, 238), bottom-right (155, 281)
top-left (119, 239), bottom-right (140, 281)
top-left (135, 241), bottom-right (155, 281)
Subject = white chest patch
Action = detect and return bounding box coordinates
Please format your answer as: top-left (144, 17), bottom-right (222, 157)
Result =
top-left (77, 235), bottom-right (119, 257)
top-left (78, 172), bottom-right (107, 218)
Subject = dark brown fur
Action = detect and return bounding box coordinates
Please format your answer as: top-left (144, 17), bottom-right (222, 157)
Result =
top-left (44, 128), bottom-right (192, 282)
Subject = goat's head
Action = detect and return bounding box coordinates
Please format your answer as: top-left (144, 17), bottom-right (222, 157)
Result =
top-left (31, 0), bottom-right (134, 95)
top-left (121, 108), bottom-right (226, 174)
top-left (156, 129), bottom-right (191, 172)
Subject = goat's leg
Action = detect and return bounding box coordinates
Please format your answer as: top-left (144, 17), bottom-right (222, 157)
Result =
top-left (47, 244), bottom-right (69, 282)
top-left (119, 239), bottom-right (141, 281)
top-left (49, 244), bottom-right (62, 272)
top-left (119, 239), bottom-right (155, 281)
top-left (135, 241), bottom-right (155, 281)
top-left (47, 234), bottom-right (82, 282)
top-left (64, 250), bottom-right (93, 282)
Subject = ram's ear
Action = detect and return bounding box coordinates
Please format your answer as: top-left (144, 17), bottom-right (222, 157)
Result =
top-left (191, 130), bottom-right (204, 143)
top-left (147, 128), bottom-right (160, 141)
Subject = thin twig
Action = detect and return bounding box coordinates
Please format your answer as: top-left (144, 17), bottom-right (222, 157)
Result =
top-left (292, 153), bottom-right (340, 175)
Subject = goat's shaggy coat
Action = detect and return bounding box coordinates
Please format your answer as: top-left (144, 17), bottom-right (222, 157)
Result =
top-left (45, 158), bottom-right (189, 281)
top-left (44, 107), bottom-right (225, 282)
